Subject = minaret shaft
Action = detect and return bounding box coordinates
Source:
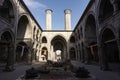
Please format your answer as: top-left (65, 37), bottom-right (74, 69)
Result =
top-left (46, 9), bottom-right (53, 30)
top-left (64, 9), bottom-right (71, 30)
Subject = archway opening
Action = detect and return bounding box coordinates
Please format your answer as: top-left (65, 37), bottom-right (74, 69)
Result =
top-left (69, 47), bottom-right (76, 60)
top-left (42, 36), bottom-right (47, 43)
top-left (16, 42), bottom-right (29, 63)
top-left (85, 14), bottom-right (98, 62)
top-left (51, 35), bottom-right (67, 61)
top-left (101, 28), bottom-right (119, 63)
top-left (41, 47), bottom-right (48, 61)
top-left (0, 0), bottom-right (14, 23)
top-left (0, 31), bottom-right (13, 64)
top-left (70, 36), bottom-right (75, 43)
top-left (56, 50), bottom-right (62, 61)
top-left (99, 0), bottom-right (114, 21)
top-left (17, 15), bottom-right (30, 40)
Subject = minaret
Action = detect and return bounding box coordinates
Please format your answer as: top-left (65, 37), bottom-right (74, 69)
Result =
top-left (45, 9), bottom-right (53, 30)
top-left (64, 9), bottom-right (71, 30)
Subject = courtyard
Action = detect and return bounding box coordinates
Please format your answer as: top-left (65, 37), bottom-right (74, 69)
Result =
top-left (0, 61), bottom-right (120, 80)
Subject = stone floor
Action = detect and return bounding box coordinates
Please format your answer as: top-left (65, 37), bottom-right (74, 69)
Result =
top-left (0, 61), bottom-right (120, 80)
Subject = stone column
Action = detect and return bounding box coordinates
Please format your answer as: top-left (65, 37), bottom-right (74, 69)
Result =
top-left (118, 45), bottom-right (120, 62)
top-left (50, 45), bottom-right (54, 61)
top-left (98, 44), bottom-right (109, 71)
top-left (110, 0), bottom-right (120, 12)
top-left (116, 37), bottom-right (120, 63)
top-left (84, 46), bottom-right (91, 64)
top-left (32, 49), bottom-right (36, 63)
top-left (28, 48), bottom-right (32, 64)
top-left (4, 43), bottom-right (15, 71)
top-left (81, 44), bottom-right (85, 62)
top-left (75, 46), bottom-right (78, 60)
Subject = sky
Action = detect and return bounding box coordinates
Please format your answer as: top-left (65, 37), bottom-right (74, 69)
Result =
top-left (23, 0), bottom-right (90, 30)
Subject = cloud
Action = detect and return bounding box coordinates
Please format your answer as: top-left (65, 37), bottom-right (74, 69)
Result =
top-left (23, 0), bottom-right (47, 9)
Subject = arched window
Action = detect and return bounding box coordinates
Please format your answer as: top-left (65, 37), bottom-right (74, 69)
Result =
top-left (80, 27), bottom-right (83, 38)
top-left (70, 36), bottom-right (75, 43)
top-left (42, 36), bottom-right (47, 43)
top-left (0, 0), bottom-right (14, 22)
top-left (36, 30), bottom-right (39, 41)
top-left (99, 0), bottom-right (114, 21)
top-left (69, 47), bottom-right (76, 60)
top-left (33, 27), bottom-right (36, 39)
top-left (85, 14), bottom-right (97, 45)
top-left (41, 47), bottom-right (48, 60)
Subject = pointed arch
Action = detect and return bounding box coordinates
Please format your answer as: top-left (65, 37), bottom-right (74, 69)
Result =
top-left (85, 14), bottom-right (97, 46)
top-left (17, 15), bottom-right (32, 39)
top-left (99, 27), bottom-right (120, 70)
top-left (70, 36), bottom-right (75, 43)
top-left (41, 47), bottom-right (48, 61)
top-left (69, 47), bottom-right (76, 60)
top-left (98, 0), bottom-right (114, 21)
top-left (0, 0), bottom-right (15, 23)
top-left (16, 42), bottom-right (29, 62)
top-left (0, 30), bottom-right (14, 63)
top-left (42, 36), bottom-right (47, 43)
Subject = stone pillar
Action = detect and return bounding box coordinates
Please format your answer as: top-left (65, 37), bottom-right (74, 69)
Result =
top-left (64, 9), bottom-right (71, 30)
top-left (78, 48), bottom-right (80, 61)
top-left (118, 45), bottom-right (120, 61)
top-left (67, 46), bottom-right (70, 60)
top-left (117, 37), bottom-right (120, 62)
top-left (84, 46), bottom-right (91, 64)
top-left (45, 9), bottom-right (53, 30)
top-left (98, 44), bottom-right (109, 71)
top-left (32, 49), bottom-right (36, 63)
top-left (28, 48), bottom-right (32, 64)
top-left (51, 45), bottom-right (54, 61)
top-left (110, 0), bottom-right (120, 12)
top-left (81, 44), bottom-right (85, 62)
top-left (4, 43), bottom-right (15, 71)
top-left (75, 46), bottom-right (78, 60)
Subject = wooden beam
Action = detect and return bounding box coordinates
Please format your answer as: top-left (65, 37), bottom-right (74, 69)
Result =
top-left (104, 39), bottom-right (116, 43)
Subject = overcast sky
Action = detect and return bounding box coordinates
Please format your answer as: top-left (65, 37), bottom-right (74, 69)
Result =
top-left (23, 0), bottom-right (90, 30)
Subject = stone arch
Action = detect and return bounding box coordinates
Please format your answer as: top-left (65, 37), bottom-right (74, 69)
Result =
top-left (99, 27), bottom-right (120, 70)
top-left (85, 14), bottom-right (97, 45)
top-left (16, 42), bottom-right (29, 63)
top-left (51, 35), bottom-right (67, 61)
top-left (0, 28), bottom-right (14, 41)
top-left (41, 47), bottom-right (48, 61)
top-left (0, 0), bottom-right (15, 24)
top-left (17, 15), bottom-right (32, 40)
top-left (0, 30), bottom-right (14, 63)
top-left (70, 36), bottom-right (75, 43)
top-left (84, 13), bottom-right (98, 63)
top-left (69, 47), bottom-right (76, 60)
top-left (98, 0), bottom-right (114, 21)
top-left (42, 36), bottom-right (47, 43)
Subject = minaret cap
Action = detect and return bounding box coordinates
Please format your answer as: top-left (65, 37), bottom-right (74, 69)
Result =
top-left (45, 9), bottom-right (53, 14)
top-left (64, 9), bottom-right (71, 14)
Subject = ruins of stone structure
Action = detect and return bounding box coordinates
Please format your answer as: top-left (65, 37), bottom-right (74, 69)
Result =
top-left (0, 0), bottom-right (120, 71)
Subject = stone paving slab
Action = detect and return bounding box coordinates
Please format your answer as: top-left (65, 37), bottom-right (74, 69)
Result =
top-left (0, 61), bottom-right (120, 80)
top-left (71, 61), bottom-right (120, 80)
